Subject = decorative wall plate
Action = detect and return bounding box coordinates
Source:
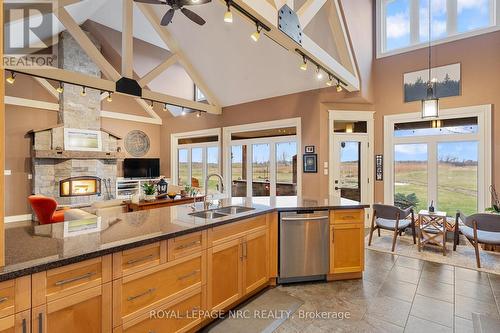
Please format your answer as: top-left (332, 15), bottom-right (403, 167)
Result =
top-left (125, 130), bottom-right (150, 157)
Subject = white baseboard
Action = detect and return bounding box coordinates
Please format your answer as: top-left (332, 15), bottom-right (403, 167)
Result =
top-left (4, 214), bottom-right (32, 223)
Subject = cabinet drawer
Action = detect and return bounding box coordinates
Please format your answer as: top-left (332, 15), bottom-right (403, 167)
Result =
top-left (0, 277), bottom-right (31, 319)
top-left (32, 256), bottom-right (112, 306)
top-left (114, 253), bottom-right (205, 326)
top-left (113, 242), bottom-right (166, 279)
top-left (330, 209), bottom-right (364, 225)
top-left (168, 231), bottom-right (206, 261)
top-left (119, 288), bottom-right (203, 333)
top-left (209, 215), bottom-right (267, 246)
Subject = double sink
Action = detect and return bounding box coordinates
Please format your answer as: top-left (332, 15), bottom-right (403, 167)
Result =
top-left (189, 205), bottom-right (255, 219)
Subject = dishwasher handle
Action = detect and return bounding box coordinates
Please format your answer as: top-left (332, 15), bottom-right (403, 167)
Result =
top-left (281, 216), bottom-right (329, 221)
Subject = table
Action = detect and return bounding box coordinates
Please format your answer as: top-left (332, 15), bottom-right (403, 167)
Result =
top-left (126, 195), bottom-right (205, 212)
top-left (417, 210), bottom-right (448, 255)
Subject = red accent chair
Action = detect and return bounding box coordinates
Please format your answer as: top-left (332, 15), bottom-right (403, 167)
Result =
top-left (28, 195), bottom-right (65, 224)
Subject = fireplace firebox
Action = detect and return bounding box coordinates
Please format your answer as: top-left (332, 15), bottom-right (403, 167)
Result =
top-left (60, 176), bottom-right (101, 197)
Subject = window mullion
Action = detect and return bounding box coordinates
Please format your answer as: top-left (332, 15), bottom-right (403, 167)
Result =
top-left (447, 0), bottom-right (458, 35)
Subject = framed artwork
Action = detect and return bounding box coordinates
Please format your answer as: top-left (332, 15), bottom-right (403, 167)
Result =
top-left (303, 154), bottom-right (317, 173)
top-left (305, 145), bottom-right (315, 153)
top-left (64, 128), bottom-right (102, 152)
top-left (403, 63), bottom-right (461, 103)
top-left (375, 155), bottom-right (383, 181)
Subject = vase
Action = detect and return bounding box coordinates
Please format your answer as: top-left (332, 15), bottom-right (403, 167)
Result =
top-left (144, 194), bottom-right (156, 202)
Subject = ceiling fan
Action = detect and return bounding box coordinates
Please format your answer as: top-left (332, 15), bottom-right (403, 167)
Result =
top-left (134, 0), bottom-right (211, 26)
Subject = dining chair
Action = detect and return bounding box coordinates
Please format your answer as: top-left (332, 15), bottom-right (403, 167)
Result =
top-left (369, 204), bottom-right (417, 252)
top-left (453, 212), bottom-right (500, 268)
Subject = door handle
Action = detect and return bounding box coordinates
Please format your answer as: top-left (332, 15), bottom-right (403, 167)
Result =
top-left (281, 216), bottom-right (329, 221)
top-left (242, 242), bottom-right (247, 258)
top-left (22, 318), bottom-right (27, 333)
top-left (38, 312), bottom-right (43, 333)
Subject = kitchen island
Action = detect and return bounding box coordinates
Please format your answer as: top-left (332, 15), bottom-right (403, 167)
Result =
top-left (0, 196), bottom-right (368, 332)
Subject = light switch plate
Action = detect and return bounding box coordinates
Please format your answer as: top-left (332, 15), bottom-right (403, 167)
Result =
top-left (28, 174), bottom-right (33, 180)
top-left (323, 162), bottom-right (328, 168)
top-left (4, 170), bottom-right (11, 176)
top-left (323, 168), bottom-right (328, 175)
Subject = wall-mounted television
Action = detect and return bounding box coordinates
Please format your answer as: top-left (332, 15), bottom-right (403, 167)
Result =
top-left (123, 158), bottom-right (160, 179)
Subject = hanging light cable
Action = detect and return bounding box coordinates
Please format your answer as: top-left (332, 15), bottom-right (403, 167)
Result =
top-left (422, 0), bottom-right (439, 118)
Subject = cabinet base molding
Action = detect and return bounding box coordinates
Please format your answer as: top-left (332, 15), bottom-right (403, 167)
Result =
top-left (327, 272), bottom-right (362, 281)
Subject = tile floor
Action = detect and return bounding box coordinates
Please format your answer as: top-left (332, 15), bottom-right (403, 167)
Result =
top-left (274, 250), bottom-right (500, 332)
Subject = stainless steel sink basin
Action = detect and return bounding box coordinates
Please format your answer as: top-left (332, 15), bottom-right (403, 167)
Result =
top-left (215, 206), bottom-right (255, 215)
top-left (189, 211), bottom-right (227, 219)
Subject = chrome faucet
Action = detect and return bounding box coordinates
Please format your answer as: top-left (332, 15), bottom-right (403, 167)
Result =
top-left (204, 173), bottom-right (225, 210)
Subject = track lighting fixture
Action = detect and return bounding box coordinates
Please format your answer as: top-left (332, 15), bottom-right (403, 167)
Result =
top-left (336, 80), bottom-right (343, 92)
top-left (181, 108), bottom-right (186, 116)
top-left (251, 24), bottom-right (262, 42)
top-left (300, 56), bottom-right (308, 71)
top-left (163, 103), bottom-right (168, 112)
top-left (80, 86), bottom-right (86, 96)
top-left (326, 75), bottom-right (333, 87)
top-left (56, 82), bottom-right (64, 94)
top-left (316, 66), bottom-right (323, 80)
top-left (224, 1), bottom-right (233, 23)
top-left (150, 100), bottom-right (154, 108)
top-left (106, 92), bottom-right (113, 102)
top-left (197, 111), bottom-right (202, 118)
top-left (6, 71), bottom-right (15, 84)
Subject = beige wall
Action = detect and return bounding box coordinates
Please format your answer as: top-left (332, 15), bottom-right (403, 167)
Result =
top-left (372, 30), bottom-right (500, 204)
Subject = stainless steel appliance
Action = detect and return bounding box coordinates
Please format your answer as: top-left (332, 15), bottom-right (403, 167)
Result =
top-left (278, 210), bottom-right (329, 284)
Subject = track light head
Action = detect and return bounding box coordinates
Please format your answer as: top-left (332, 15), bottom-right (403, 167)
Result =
top-left (300, 56), bottom-right (307, 71)
top-left (181, 108), bottom-right (186, 116)
top-left (224, 3), bottom-right (233, 23)
top-left (150, 100), bottom-right (154, 108)
top-left (326, 75), bottom-right (333, 87)
top-left (80, 86), bottom-right (86, 96)
top-left (106, 92), bottom-right (113, 102)
top-left (336, 81), bottom-right (343, 92)
top-left (6, 71), bottom-right (15, 84)
top-left (251, 24), bottom-right (262, 42)
top-left (316, 66), bottom-right (323, 80)
top-left (163, 103), bottom-right (168, 112)
top-left (197, 111), bottom-right (202, 118)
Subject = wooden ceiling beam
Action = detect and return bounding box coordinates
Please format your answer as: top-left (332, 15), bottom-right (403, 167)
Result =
top-left (296, 0), bottom-right (328, 28)
top-left (142, 90), bottom-right (219, 114)
top-left (136, 3), bottom-right (222, 112)
top-left (33, 77), bottom-right (60, 100)
top-left (122, 0), bottom-right (134, 78)
top-left (54, 7), bottom-right (122, 81)
top-left (138, 53), bottom-right (178, 88)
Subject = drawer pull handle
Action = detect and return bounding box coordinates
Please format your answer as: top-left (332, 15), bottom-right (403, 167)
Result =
top-left (127, 288), bottom-right (156, 302)
top-left (55, 271), bottom-right (96, 286)
top-left (0, 297), bottom-right (8, 304)
top-left (175, 240), bottom-right (201, 250)
top-left (342, 216), bottom-right (355, 220)
top-left (126, 254), bottom-right (154, 265)
top-left (178, 270), bottom-right (200, 281)
top-left (22, 318), bottom-right (27, 333)
top-left (38, 312), bottom-right (43, 333)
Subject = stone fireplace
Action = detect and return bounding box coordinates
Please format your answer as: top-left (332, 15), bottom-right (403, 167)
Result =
top-left (30, 30), bottom-right (123, 207)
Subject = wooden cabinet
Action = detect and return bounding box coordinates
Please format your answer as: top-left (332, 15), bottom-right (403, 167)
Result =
top-left (32, 284), bottom-right (112, 333)
top-left (168, 231), bottom-right (206, 262)
top-left (114, 288), bottom-right (203, 333)
top-left (329, 210), bottom-right (365, 278)
top-left (207, 238), bottom-right (242, 310)
top-left (207, 223), bottom-right (269, 311)
top-left (112, 242), bottom-right (167, 279)
top-left (0, 310), bottom-right (30, 333)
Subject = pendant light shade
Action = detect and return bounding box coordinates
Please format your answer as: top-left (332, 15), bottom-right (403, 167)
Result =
top-left (422, 98), bottom-right (439, 118)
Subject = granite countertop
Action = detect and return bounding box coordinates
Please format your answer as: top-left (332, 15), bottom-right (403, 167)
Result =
top-left (1, 196), bottom-right (368, 282)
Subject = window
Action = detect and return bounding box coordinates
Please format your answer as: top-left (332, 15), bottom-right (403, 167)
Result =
top-left (172, 129), bottom-right (221, 193)
top-left (378, 0), bottom-right (498, 56)
top-left (385, 106), bottom-right (491, 216)
top-left (224, 118), bottom-right (301, 197)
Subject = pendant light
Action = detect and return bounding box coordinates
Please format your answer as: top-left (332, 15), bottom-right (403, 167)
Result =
top-left (421, 0), bottom-right (439, 118)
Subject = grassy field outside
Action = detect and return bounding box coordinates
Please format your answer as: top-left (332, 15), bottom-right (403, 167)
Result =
top-left (395, 161), bottom-right (478, 215)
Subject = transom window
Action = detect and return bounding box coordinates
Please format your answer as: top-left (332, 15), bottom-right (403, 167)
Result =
top-left (377, 0), bottom-right (500, 56)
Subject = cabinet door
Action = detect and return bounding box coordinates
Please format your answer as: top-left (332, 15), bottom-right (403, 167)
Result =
top-left (243, 229), bottom-right (269, 295)
top-left (331, 223), bottom-right (364, 274)
top-left (207, 238), bottom-right (242, 310)
top-left (32, 283), bottom-right (112, 333)
top-left (0, 310), bottom-right (30, 333)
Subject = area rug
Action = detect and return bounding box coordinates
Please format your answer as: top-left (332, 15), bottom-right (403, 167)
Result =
top-left (365, 229), bottom-right (500, 274)
top-left (203, 288), bottom-right (303, 333)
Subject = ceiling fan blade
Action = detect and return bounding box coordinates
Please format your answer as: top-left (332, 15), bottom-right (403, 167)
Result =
top-left (180, 7), bottom-right (206, 25)
top-left (161, 8), bottom-right (176, 26)
top-left (133, 0), bottom-right (166, 4)
top-left (180, 0), bottom-right (211, 6)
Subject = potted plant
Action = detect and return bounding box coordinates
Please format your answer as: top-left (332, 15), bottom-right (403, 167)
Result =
top-left (142, 182), bottom-right (156, 201)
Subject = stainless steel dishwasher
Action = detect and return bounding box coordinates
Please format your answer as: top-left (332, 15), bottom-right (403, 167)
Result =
top-left (278, 210), bottom-right (330, 284)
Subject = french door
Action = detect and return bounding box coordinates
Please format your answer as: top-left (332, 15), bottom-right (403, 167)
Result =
top-left (332, 134), bottom-right (369, 204)
top-left (229, 137), bottom-right (297, 197)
